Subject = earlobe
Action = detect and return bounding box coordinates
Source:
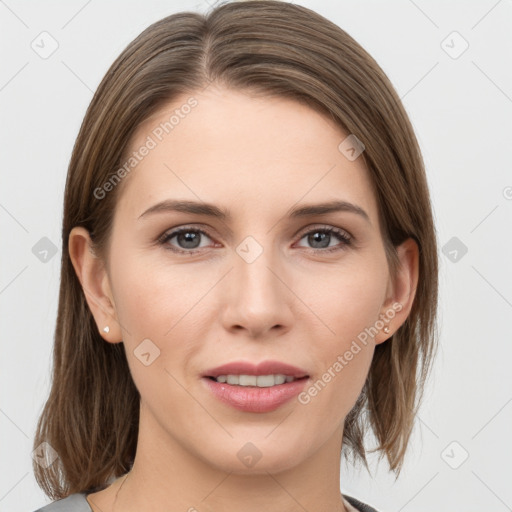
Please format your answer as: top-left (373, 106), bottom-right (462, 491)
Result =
top-left (375, 237), bottom-right (419, 345)
top-left (68, 226), bottom-right (123, 344)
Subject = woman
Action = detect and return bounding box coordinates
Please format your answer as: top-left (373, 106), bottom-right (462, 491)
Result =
top-left (32, 1), bottom-right (438, 511)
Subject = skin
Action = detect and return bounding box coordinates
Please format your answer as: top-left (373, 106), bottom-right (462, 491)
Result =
top-left (69, 84), bottom-right (418, 512)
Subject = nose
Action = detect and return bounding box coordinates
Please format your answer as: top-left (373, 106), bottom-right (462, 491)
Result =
top-left (220, 239), bottom-right (294, 339)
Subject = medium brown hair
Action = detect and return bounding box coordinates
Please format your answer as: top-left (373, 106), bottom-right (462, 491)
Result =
top-left (33, 0), bottom-right (438, 499)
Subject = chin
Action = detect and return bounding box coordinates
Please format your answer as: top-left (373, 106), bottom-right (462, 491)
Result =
top-left (197, 435), bottom-right (311, 475)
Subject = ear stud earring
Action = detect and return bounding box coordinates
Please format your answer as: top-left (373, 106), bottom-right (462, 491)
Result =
top-left (103, 326), bottom-right (110, 333)
top-left (383, 326), bottom-right (390, 334)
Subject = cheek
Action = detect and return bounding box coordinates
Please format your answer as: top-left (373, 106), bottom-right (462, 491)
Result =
top-left (296, 257), bottom-right (388, 413)
top-left (305, 256), bottom-right (388, 347)
top-left (108, 250), bottom-right (211, 392)
top-left (110, 249), bottom-right (196, 340)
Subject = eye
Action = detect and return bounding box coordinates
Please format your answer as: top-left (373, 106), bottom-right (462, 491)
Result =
top-left (295, 225), bottom-right (352, 253)
top-left (159, 227), bottom-right (215, 254)
top-left (158, 224), bottom-right (353, 255)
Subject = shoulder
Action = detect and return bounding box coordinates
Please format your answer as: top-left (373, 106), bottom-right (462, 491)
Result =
top-left (343, 493), bottom-right (380, 512)
top-left (31, 493), bottom-right (92, 512)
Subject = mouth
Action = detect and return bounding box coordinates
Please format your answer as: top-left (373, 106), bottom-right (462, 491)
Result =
top-left (201, 360), bottom-right (310, 413)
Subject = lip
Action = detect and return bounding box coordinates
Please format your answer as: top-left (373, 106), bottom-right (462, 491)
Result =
top-left (201, 360), bottom-right (310, 413)
top-left (202, 360), bottom-right (309, 378)
top-left (202, 376), bottom-right (309, 413)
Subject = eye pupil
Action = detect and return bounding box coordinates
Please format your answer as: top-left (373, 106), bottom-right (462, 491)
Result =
top-left (309, 231), bottom-right (330, 249)
top-left (178, 231), bottom-right (201, 249)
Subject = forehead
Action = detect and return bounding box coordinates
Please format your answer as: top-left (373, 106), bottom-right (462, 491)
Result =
top-left (116, 85), bottom-right (378, 224)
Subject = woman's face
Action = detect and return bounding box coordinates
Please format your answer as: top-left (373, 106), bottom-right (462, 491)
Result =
top-left (88, 85), bottom-right (410, 474)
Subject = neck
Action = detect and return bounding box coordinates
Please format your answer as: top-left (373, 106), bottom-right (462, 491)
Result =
top-left (109, 405), bottom-right (348, 512)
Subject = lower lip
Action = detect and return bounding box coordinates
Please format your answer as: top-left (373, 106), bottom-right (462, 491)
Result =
top-left (202, 377), bottom-right (309, 413)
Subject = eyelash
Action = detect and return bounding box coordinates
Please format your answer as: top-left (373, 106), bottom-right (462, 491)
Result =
top-left (157, 224), bottom-right (353, 255)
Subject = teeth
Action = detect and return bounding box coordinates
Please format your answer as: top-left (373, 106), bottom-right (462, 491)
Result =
top-left (213, 374), bottom-right (296, 387)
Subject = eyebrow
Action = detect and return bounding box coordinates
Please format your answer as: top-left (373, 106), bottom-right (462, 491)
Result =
top-left (138, 199), bottom-right (371, 224)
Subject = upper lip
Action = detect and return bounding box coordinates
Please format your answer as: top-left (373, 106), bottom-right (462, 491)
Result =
top-left (202, 360), bottom-right (309, 378)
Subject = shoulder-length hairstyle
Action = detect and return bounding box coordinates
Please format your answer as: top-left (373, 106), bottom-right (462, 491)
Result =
top-left (34, 0), bottom-right (438, 499)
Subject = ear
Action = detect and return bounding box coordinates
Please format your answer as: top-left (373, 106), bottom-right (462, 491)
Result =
top-left (68, 226), bottom-right (123, 344)
top-left (374, 237), bottom-right (419, 345)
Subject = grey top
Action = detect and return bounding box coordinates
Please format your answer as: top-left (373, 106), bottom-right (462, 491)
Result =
top-left (33, 493), bottom-right (92, 512)
top-left (33, 492), bottom-right (379, 512)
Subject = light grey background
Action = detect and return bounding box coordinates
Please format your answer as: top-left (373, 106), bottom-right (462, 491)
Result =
top-left (1, 1), bottom-right (511, 511)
